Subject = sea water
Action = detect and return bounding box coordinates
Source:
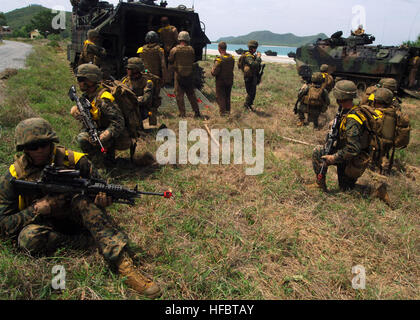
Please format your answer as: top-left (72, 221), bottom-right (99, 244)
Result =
top-left (205, 43), bottom-right (296, 56)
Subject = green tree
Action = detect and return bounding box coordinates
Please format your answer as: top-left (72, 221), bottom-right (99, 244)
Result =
top-left (30, 10), bottom-right (61, 37)
top-left (403, 34), bottom-right (420, 47)
top-left (0, 12), bottom-right (7, 26)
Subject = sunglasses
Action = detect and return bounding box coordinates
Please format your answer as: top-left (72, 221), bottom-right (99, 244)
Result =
top-left (77, 77), bottom-right (88, 82)
top-left (24, 141), bottom-right (50, 151)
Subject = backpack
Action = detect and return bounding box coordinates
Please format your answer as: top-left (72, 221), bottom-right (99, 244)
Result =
top-left (394, 109), bottom-right (411, 149)
top-left (302, 86), bottom-right (324, 107)
top-left (101, 80), bottom-right (142, 139)
top-left (238, 54), bottom-right (246, 71)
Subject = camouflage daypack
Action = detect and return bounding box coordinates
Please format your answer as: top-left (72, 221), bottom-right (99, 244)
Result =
top-left (302, 85), bottom-right (324, 107)
top-left (394, 109), bottom-right (411, 149)
top-left (101, 80), bottom-right (142, 139)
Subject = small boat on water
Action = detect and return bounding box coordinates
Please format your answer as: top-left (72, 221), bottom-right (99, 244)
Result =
top-left (235, 48), bottom-right (245, 55)
top-left (264, 50), bottom-right (277, 56)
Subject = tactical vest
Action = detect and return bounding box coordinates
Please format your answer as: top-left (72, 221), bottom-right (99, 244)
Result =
top-left (238, 52), bottom-right (255, 77)
top-left (159, 26), bottom-right (177, 52)
top-left (215, 54), bottom-right (235, 85)
top-left (321, 73), bottom-right (334, 92)
top-left (338, 107), bottom-right (371, 152)
top-left (88, 86), bottom-right (116, 129)
top-left (9, 147), bottom-right (85, 211)
top-left (79, 40), bottom-right (100, 66)
top-left (138, 44), bottom-right (164, 78)
top-left (174, 46), bottom-right (195, 77)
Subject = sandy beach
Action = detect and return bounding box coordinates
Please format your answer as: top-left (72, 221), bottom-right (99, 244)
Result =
top-left (203, 49), bottom-right (296, 64)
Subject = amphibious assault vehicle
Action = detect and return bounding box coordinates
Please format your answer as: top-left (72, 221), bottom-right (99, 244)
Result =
top-left (68, 0), bottom-right (210, 86)
top-left (293, 31), bottom-right (420, 97)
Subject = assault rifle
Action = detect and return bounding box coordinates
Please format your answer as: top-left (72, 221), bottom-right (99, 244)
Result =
top-left (68, 85), bottom-right (106, 153)
top-left (10, 165), bottom-right (172, 205)
top-left (257, 63), bottom-right (266, 85)
top-left (317, 106), bottom-right (343, 183)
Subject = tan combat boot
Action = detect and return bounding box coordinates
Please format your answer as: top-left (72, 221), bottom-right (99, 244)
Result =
top-left (297, 119), bottom-right (304, 127)
top-left (371, 183), bottom-right (391, 207)
top-left (116, 251), bottom-right (161, 298)
top-left (306, 176), bottom-right (327, 191)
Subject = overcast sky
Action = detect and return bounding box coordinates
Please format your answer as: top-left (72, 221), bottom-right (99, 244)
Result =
top-left (2, 0), bottom-right (420, 45)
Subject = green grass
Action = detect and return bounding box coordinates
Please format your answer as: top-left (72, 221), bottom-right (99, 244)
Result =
top-left (0, 41), bottom-right (419, 300)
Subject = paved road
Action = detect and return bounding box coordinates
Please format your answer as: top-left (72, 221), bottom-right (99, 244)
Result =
top-left (0, 40), bottom-right (33, 73)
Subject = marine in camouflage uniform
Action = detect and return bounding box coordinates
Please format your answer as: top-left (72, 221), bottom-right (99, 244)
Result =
top-left (158, 17), bottom-right (178, 85)
top-left (296, 72), bottom-right (330, 128)
top-left (239, 40), bottom-right (262, 111)
top-left (168, 31), bottom-right (202, 118)
top-left (138, 31), bottom-right (167, 82)
top-left (408, 53), bottom-right (419, 88)
top-left (320, 64), bottom-right (335, 93)
top-left (312, 80), bottom-right (371, 191)
top-left (362, 78), bottom-right (401, 110)
top-left (0, 118), bottom-right (161, 298)
top-left (70, 64), bottom-right (131, 168)
top-left (211, 41), bottom-right (235, 116)
top-left (120, 57), bottom-right (159, 125)
top-left (77, 29), bottom-right (106, 68)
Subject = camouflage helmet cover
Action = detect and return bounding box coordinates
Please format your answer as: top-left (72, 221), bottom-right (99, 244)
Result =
top-left (178, 31), bottom-right (190, 42)
top-left (333, 80), bottom-right (357, 100)
top-left (379, 78), bottom-right (398, 93)
top-left (145, 31), bottom-right (159, 44)
top-left (127, 57), bottom-right (145, 72)
top-left (87, 29), bottom-right (99, 40)
top-left (248, 40), bottom-right (259, 49)
top-left (76, 63), bottom-right (102, 83)
top-left (320, 64), bottom-right (329, 72)
top-left (311, 72), bottom-right (324, 84)
top-left (15, 118), bottom-right (59, 151)
top-left (374, 88), bottom-right (393, 105)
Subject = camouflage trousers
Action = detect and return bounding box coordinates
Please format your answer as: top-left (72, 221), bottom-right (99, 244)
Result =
top-left (244, 76), bottom-right (258, 109)
top-left (312, 146), bottom-right (370, 191)
top-left (18, 195), bottom-right (127, 265)
top-left (297, 103), bottom-right (322, 127)
top-left (174, 73), bottom-right (200, 116)
top-left (77, 129), bottom-right (131, 167)
top-left (216, 80), bottom-right (232, 115)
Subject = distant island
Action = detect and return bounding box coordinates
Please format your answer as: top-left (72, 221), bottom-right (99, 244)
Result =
top-left (216, 30), bottom-right (328, 47)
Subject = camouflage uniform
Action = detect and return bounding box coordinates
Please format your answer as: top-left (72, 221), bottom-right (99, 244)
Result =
top-left (0, 118), bottom-right (127, 263)
top-left (211, 48), bottom-right (235, 116)
top-left (408, 55), bottom-right (419, 88)
top-left (312, 106), bottom-right (371, 190)
top-left (320, 64), bottom-right (335, 93)
top-left (362, 78), bottom-right (401, 110)
top-left (138, 43), bottom-right (167, 81)
top-left (240, 40), bottom-right (262, 110)
top-left (297, 72), bottom-right (330, 128)
top-left (122, 57), bottom-right (160, 125)
top-left (168, 32), bottom-right (201, 117)
top-left (77, 29), bottom-right (106, 68)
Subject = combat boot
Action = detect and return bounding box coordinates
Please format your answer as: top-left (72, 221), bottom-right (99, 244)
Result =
top-left (306, 176), bottom-right (327, 191)
top-left (297, 120), bottom-right (304, 127)
top-left (116, 251), bottom-right (161, 298)
top-left (371, 183), bottom-right (391, 207)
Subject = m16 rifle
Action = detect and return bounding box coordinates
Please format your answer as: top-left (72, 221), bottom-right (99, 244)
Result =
top-left (317, 106), bottom-right (343, 183)
top-left (10, 165), bottom-right (172, 205)
top-left (68, 85), bottom-right (107, 153)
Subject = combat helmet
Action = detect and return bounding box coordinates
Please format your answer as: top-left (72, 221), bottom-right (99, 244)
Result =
top-left (15, 118), bottom-right (59, 151)
top-left (379, 78), bottom-right (398, 93)
top-left (145, 31), bottom-right (159, 44)
top-left (76, 64), bottom-right (102, 83)
top-left (178, 31), bottom-right (190, 43)
top-left (320, 64), bottom-right (329, 72)
top-left (374, 88), bottom-right (393, 105)
top-left (248, 40), bottom-right (259, 49)
top-left (127, 57), bottom-right (145, 72)
top-left (87, 29), bottom-right (100, 40)
top-left (311, 72), bottom-right (324, 85)
top-left (333, 80), bottom-right (357, 100)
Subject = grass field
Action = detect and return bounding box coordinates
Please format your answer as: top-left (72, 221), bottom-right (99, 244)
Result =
top-left (0, 41), bottom-right (419, 300)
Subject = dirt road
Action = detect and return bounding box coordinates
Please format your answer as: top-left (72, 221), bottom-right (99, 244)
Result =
top-left (0, 40), bottom-right (33, 73)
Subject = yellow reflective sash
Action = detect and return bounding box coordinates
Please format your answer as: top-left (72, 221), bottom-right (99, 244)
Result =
top-left (368, 93), bottom-right (375, 101)
top-left (84, 40), bottom-right (94, 46)
top-left (90, 99), bottom-right (100, 121)
top-left (137, 47), bottom-right (144, 54)
top-left (100, 91), bottom-right (115, 102)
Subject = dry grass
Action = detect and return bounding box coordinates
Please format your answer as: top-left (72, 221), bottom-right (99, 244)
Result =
top-left (0, 45), bottom-right (419, 300)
